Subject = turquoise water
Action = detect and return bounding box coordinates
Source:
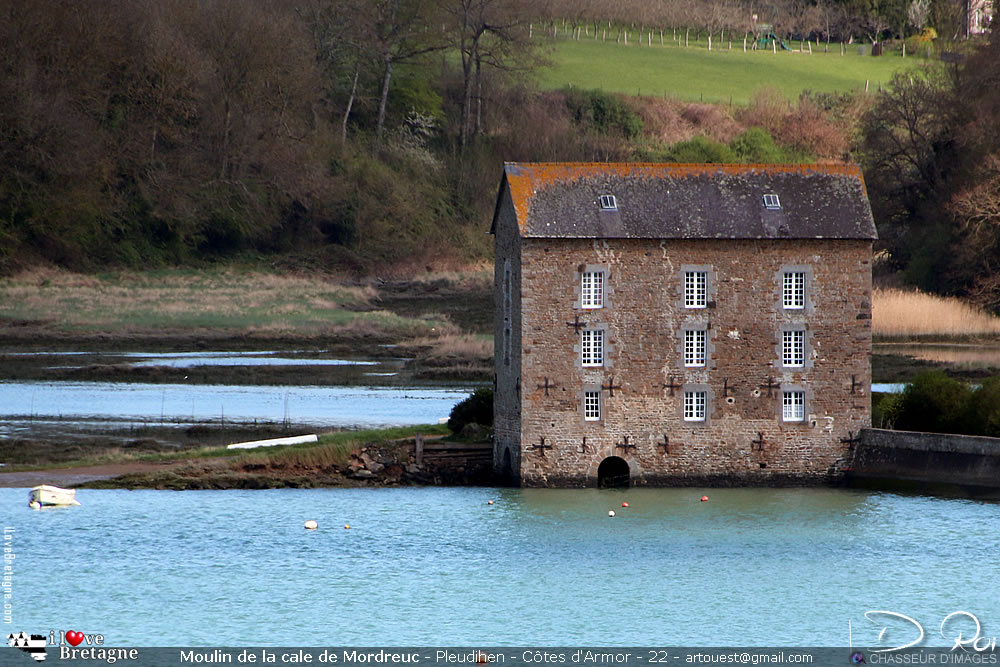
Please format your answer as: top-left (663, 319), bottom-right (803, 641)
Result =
top-left (2, 487), bottom-right (999, 647)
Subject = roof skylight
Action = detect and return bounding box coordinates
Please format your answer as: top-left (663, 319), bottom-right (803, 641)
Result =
top-left (763, 194), bottom-right (781, 210)
top-left (599, 194), bottom-right (618, 210)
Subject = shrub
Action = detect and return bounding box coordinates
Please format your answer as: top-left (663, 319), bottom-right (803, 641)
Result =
top-left (967, 377), bottom-right (1000, 437)
top-left (563, 88), bottom-right (644, 139)
top-left (729, 127), bottom-right (785, 163)
top-left (447, 387), bottom-right (493, 433)
top-left (872, 391), bottom-right (903, 429)
top-left (662, 135), bottom-right (736, 163)
top-left (894, 371), bottom-right (973, 434)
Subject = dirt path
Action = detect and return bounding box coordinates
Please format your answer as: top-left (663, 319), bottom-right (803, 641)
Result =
top-left (0, 461), bottom-right (192, 488)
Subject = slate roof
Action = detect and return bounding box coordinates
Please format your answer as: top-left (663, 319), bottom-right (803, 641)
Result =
top-left (491, 162), bottom-right (877, 240)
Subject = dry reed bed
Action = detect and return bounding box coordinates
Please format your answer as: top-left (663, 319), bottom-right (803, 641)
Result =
top-left (873, 288), bottom-right (1000, 339)
top-left (0, 268), bottom-right (432, 335)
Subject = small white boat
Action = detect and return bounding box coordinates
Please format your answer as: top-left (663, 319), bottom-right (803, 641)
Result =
top-left (28, 485), bottom-right (81, 509)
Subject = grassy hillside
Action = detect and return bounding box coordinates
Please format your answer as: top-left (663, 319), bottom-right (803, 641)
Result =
top-left (537, 37), bottom-right (918, 104)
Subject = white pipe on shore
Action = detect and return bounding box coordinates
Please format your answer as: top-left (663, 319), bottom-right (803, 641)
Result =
top-left (227, 434), bottom-right (318, 450)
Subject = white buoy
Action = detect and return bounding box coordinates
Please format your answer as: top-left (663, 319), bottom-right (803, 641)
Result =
top-left (304, 520), bottom-right (318, 530)
top-left (608, 510), bottom-right (616, 517)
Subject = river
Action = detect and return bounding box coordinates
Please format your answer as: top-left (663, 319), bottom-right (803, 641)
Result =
top-left (2, 486), bottom-right (998, 647)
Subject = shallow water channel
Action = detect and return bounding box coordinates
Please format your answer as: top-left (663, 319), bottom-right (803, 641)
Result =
top-left (0, 350), bottom-right (475, 442)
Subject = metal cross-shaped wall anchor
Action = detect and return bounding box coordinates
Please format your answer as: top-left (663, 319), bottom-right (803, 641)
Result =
top-left (850, 374), bottom-right (861, 394)
top-left (840, 431), bottom-right (862, 449)
top-left (659, 434), bottom-right (670, 455)
top-left (566, 314), bottom-right (588, 333)
top-left (759, 376), bottom-right (780, 397)
top-left (723, 377), bottom-right (733, 397)
top-left (528, 437), bottom-right (553, 457)
top-left (578, 437), bottom-right (587, 453)
top-left (536, 377), bottom-right (558, 396)
top-left (602, 376), bottom-right (623, 397)
top-left (751, 431), bottom-right (766, 451)
top-left (615, 435), bottom-right (636, 454)
top-left (662, 377), bottom-right (682, 396)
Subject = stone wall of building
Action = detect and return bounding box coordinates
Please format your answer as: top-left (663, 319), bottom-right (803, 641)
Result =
top-left (492, 187), bottom-right (523, 484)
top-left (516, 237), bottom-right (872, 486)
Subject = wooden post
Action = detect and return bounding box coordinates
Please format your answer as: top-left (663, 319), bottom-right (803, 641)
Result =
top-left (415, 434), bottom-right (424, 466)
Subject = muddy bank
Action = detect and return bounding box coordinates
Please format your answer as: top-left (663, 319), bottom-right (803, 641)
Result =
top-left (77, 437), bottom-right (495, 490)
top-left (0, 422), bottom-right (314, 467)
top-left (873, 352), bottom-right (1000, 383)
top-left (0, 278), bottom-right (493, 385)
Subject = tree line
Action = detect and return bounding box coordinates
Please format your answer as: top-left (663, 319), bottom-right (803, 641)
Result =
top-left (0, 0), bottom-right (996, 311)
top-left (0, 0), bottom-right (539, 273)
top-left (860, 34), bottom-right (1000, 310)
top-left (536, 0), bottom-right (980, 48)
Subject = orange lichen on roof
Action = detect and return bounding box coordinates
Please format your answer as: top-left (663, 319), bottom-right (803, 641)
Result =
top-left (502, 162), bottom-right (865, 229)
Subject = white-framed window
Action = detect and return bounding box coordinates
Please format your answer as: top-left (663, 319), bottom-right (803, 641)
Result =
top-left (763, 193), bottom-right (781, 210)
top-left (684, 329), bottom-right (706, 367)
top-left (782, 391), bottom-right (805, 422)
top-left (684, 271), bottom-right (707, 308)
top-left (581, 329), bottom-right (604, 367)
top-left (783, 272), bottom-right (805, 309)
top-left (683, 391), bottom-right (706, 422)
top-left (599, 194), bottom-right (617, 210)
top-left (584, 390), bottom-right (601, 421)
top-left (581, 271), bottom-right (604, 309)
top-left (782, 330), bottom-right (805, 367)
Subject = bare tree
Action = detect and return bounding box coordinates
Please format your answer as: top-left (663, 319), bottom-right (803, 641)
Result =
top-left (446, 0), bottom-right (533, 148)
top-left (363, 0), bottom-right (447, 140)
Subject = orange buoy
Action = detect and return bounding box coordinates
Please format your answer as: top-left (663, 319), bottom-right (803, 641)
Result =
top-left (344, 524), bottom-right (351, 529)
top-left (700, 496), bottom-right (709, 502)
top-left (621, 502), bottom-right (629, 508)
top-left (488, 500), bottom-right (494, 505)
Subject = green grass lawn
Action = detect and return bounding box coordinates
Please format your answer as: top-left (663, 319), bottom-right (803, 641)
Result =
top-left (535, 36), bottom-right (924, 105)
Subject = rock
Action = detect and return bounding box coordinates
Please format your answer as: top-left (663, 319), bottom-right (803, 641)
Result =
top-left (367, 461), bottom-right (385, 473)
top-left (352, 469), bottom-right (374, 479)
top-left (406, 464), bottom-right (423, 474)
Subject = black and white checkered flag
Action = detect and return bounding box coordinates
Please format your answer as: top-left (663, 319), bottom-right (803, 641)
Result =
top-left (6, 632), bottom-right (47, 662)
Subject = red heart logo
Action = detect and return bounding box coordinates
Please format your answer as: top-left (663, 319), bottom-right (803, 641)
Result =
top-left (65, 631), bottom-right (84, 647)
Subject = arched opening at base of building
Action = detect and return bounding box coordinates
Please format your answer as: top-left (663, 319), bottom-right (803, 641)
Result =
top-left (598, 456), bottom-right (631, 488)
top-left (498, 446), bottom-right (516, 486)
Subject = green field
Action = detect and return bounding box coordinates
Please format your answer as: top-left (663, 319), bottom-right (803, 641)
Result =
top-left (536, 36), bottom-right (921, 104)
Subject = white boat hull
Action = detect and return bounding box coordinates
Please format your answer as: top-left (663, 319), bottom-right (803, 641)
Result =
top-left (29, 485), bottom-right (81, 508)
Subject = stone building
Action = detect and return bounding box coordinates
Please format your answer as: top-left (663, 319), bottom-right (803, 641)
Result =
top-left (490, 163), bottom-right (877, 487)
